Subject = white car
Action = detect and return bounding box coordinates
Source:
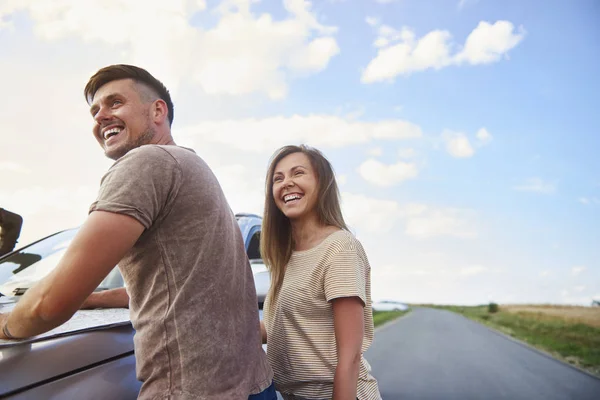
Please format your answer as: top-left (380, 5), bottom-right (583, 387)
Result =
top-left (372, 300), bottom-right (410, 312)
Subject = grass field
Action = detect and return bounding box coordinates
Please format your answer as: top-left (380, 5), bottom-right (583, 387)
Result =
top-left (426, 304), bottom-right (600, 377)
top-left (373, 309), bottom-right (410, 327)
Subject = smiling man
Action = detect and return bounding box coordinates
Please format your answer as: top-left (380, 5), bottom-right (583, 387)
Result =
top-left (0, 65), bottom-right (275, 400)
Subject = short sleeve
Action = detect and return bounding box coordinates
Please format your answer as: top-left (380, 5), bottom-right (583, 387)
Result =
top-left (89, 146), bottom-right (182, 229)
top-left (323, 246), bottom-right (367, 306)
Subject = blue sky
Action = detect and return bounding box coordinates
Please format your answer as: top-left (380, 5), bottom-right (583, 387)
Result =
top-left (0, 0), bottom-right (598, 305)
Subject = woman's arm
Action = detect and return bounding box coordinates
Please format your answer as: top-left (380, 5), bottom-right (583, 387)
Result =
top-left (260, 320), bottom-right (267, 344)
top-left (332, 296), bottom-right (364, 400)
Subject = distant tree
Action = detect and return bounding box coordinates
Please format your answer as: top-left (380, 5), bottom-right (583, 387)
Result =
top-left (488, 302), bottom-right (499, 313)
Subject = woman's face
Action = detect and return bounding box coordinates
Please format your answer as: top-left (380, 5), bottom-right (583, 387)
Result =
top-left (272, 152), bottom-right (319, 221)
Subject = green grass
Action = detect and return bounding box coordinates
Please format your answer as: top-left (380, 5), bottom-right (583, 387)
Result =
top-left (373, 309), bottom-right (410, 327)
top-left (428, 304), bottom-right (600, 377)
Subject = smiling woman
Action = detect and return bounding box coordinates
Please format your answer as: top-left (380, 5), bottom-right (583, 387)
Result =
top-left (260, 145), bottom-right (382, 400)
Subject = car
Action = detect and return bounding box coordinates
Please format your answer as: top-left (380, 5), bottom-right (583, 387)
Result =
top-left (0, 213), bottom-right (270, 399)
top-left (371, 300), bottom-right (410, 312)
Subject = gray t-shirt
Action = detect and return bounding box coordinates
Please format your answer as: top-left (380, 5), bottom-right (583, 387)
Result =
top-left (89, 145), bottom-right (272, 400)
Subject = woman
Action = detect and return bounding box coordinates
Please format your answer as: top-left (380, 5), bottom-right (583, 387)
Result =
top-left (261, 145), bottom-right (381, 400)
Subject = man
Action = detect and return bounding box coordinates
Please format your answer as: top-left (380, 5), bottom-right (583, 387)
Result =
top-left (0, 65), bottom-right (274, 400)
top-left (0, 208), bottom-right (23, 257)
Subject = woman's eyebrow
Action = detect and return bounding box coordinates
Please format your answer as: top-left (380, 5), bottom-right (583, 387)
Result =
top-left (290, 165), bottom-right (308, 171)
top-left (273, 164), bottom-right (308, 176)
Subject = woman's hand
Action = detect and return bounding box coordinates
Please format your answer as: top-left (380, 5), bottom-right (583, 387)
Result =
top-left (260, 320), bottom-right (267, 344)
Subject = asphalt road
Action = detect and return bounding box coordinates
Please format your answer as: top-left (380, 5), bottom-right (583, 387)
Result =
top-left (365, 307), bottom-right (600, 400)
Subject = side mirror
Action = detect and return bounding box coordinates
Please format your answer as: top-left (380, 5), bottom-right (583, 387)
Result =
top-left (0, 208), bottom-right (24, 257)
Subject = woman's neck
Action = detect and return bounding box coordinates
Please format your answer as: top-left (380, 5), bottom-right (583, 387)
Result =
top-left (290, 214), bottom-right (340, 251)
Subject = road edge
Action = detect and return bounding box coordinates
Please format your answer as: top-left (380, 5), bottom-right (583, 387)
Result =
top-left (374, 309), bottom-right (413, 333)
top-left (449, 310), bottom-right (600, 382)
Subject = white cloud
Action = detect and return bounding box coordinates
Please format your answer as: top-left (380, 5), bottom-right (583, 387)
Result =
top-left (366, 16), bottom-right (379, 27)
top-left (571, 266), bottom-right (586, 276)
top-left (342, 192), bottom-right (403, 233)
top-left (560, 288), bottom-right (596, 306)
top-left (367, 147), bottom-right (383, 157)
top-left (578, 197), bottom-right (600, 205)
top-left (374, 0), bottom-right (398, 3)
top-left (442, 131), bottom-right (475, 158)
top-left (404, 206), bottom-right (477, 239)
top-left (341, 193), bottom-right (476, 239)
top-left (513, 178), bottom-right (556, 194)
top-left (398, 148), bottom-right (416, 158)
top-left (212, 164), bottom-right (265, 216)
top-left (0, 162), bottom-right (30, 174)
top-left (177, 115), bottom-right (422, 153)
top-left (362, 20), bottom-right (525, 83)
top-left (458, 0), bottom-right (479, 9)
top-left (0, 186), bottom-right (98, 244)
top-left (476, 128), bottom-right (493, 145)
top-left (0, 0), bottom-right (339, 100)
top-left (454, 21), bottom-right (526, 65)
top-left (358, 159), bottom-right (418, 187)
top-left (460, 265), bottom-right (487, 276)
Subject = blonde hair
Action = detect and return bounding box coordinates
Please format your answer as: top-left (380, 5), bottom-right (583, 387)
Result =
top-left (261, 145), bottom-right (347, 305)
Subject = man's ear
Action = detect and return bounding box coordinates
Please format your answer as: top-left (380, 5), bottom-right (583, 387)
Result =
top-left (153, 99), bottom-right (169, 124)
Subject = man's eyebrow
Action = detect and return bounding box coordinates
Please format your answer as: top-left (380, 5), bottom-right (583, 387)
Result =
top-left (89, 93), bottom-right (119, 114)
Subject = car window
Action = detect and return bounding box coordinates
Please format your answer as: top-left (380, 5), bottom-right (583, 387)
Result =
top-left (247, 231), bottom-right (261, 261)
top-left (0, 229), bottom-right (123, 296)
top-left (0, 229), bottom-right (77, 291)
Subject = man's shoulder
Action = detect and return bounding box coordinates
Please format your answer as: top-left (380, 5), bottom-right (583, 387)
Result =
top-left (115, 145), bottom-right (197, 168)
top-left (127, 144), bottom-right (193, 159)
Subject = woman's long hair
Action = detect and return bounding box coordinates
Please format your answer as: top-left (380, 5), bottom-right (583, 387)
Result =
top-left (261, 145), bottom-right (348, 306)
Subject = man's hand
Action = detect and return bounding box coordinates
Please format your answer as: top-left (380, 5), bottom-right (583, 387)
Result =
top-left (3, 211), bottom-right (144, 339)
top-left (0, 313), bottom-right (12, 340)
top-left (81, 287), bottom-right (130, 309)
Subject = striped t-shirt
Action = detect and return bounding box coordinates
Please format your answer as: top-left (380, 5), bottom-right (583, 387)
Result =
top-left (263, 230), bottom-right (381, 400)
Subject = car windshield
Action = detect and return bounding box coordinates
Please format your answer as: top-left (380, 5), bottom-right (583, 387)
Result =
top-left (0, 216), bottom-right (262, 297)
top-left (0, 228), bottom-right (122, 297)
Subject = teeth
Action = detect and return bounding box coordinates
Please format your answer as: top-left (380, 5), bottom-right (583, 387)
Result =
top-left (103, 127), bottom-right (122, 140)
top-left (284, 194), bottom-right (302, 203)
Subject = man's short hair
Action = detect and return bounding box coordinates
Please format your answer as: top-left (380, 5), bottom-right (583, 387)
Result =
top-left (84, 64), bottom-right (174, 126)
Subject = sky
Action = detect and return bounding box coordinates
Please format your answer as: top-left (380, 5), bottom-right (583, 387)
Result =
top-left (0, 0), bottom-right (598, 306)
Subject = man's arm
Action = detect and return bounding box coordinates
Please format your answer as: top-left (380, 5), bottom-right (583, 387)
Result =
top-left (0, 211), bottom-right (144, 340)
top-left (81, 287), bottom-right (130, 309)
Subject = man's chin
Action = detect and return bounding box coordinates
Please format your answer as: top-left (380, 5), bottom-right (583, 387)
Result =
top-left (104, 145), bottom-right (132, 161)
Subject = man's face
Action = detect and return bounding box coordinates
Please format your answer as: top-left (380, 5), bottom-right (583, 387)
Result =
top-left (89, 79), bottom-right (155, 160)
